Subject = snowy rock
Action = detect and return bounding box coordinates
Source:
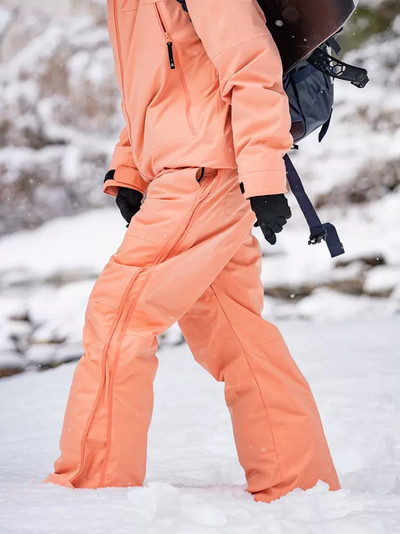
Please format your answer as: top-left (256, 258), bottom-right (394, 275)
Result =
top-left (0, 4), bottom-right (120, 235)
top-left (293, 288), bottom-right (392, 322)
top-left (364, 265), bottom-right (400, 296)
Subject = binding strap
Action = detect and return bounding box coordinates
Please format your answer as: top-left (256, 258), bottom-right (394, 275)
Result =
top-left (284, 154), bottom-right (345, 258)
top-left (307, 46), bottom-right (369, 88)
top-left (326, 36), bottom-right (341, 55)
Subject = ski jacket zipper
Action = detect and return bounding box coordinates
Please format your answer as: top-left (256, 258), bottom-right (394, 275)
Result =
top-left (154, 3), bottom-right (175, 69)
top-left (153, 2), bottom-right (197, 136)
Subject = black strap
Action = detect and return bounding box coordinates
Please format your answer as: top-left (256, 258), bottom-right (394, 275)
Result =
top-left (284, 154), bottom-right (345, 257)
top-left (291, 64), bottom-right (318, 83)
top-left (318, 108), bottom-right (333, 143)
top-left (307, 47), bottom-right (369, 88)
top-left (326, 36), bottom-right (341, 55)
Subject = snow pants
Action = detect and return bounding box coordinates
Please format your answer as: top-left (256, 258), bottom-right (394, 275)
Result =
top-left (45, 166), bottom-right (340, 501)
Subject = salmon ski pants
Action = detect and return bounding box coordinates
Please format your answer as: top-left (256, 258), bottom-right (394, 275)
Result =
top-left (45, 167), bottom-right (340, 501)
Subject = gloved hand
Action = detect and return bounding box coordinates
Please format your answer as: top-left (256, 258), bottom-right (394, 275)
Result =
top-left (250, 194), bottom-right (291, 245)
top-left (116, 187), bottom-right (143, 227)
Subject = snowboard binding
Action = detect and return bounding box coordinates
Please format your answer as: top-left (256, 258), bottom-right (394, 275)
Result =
top-left (307, 46), bottom-right (369, 88)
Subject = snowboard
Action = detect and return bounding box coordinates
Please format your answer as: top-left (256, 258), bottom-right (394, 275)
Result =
top-left (258, 0), bottom-right (358, 74)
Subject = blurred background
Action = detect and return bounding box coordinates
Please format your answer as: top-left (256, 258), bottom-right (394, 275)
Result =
top-left (0, 0), bottom-right (399, 377)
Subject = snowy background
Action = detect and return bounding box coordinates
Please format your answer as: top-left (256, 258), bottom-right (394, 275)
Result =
top-left (0, 0), bottom-right (399, 376)
top-left (0, 0), bottom-right (399, 531)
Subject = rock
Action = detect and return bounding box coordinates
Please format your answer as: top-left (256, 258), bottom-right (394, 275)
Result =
top-left (364, 265), bottom-right (400, 296)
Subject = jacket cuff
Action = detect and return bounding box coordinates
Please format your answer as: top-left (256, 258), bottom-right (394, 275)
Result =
top-left (240, 169), bottom-right (289, 199)
top-left (103, 166), bottom-right (149, 197)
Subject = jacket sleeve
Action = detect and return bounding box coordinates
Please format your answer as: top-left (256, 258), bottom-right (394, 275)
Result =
top-left (185, 0), bottom-right (293, 198)
top-left (103, 125), bottom-right (149, 197)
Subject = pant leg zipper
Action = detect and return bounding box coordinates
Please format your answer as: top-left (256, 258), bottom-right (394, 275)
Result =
top-left (154, 3), bottom-right (175, 69)
top-left (163, 171), bottom-right (219, 261)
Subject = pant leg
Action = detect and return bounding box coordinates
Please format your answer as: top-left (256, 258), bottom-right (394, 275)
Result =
top-left (44, 166), bottom-right (256, 489)
top-left (178, 230), bottom-right (341, 502)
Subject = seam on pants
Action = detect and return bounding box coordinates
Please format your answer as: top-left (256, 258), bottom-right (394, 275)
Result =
top-left (99, 270), bottom-right (154, 487)
top-left (209, 284), bottom-right (284, 482)
top-left (69, 270), bottom-right (142, 487)
top-left (124, 332), bottom-right (154, 342)
top-left (242, 335), bottom-right (282, 351)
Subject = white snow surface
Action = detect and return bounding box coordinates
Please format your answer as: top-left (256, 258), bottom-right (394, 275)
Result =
top-left (0, 318), bottom-right (399, 533)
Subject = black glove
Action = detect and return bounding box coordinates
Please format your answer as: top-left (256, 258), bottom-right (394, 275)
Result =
top-left (116, 187), bottom-right (143, 226)
top-left (104, 169), bottom-right (143, 226)
top-left (250, 194), bottom-right (291, 245)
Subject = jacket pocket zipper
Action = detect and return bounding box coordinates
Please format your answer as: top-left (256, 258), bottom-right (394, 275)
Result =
top-left (153, 3), bottom-right (197, 136)
top-left (154, 3), bottom-right (175, 69)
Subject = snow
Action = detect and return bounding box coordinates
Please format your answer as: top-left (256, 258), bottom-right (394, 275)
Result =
top-left (1, 318), bottom-right (399, 533)
top-left (364, 266), bottom-right (400, 295)
top-left (0, 208), bottom-right (123, 281)
top-left (287, 289), bottom-right (394, 321)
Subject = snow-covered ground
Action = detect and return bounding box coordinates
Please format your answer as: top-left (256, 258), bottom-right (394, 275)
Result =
top-left (1, 318), bottom-right (399, 533)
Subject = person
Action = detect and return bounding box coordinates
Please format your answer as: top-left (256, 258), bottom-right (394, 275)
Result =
top-left (44, 0), bottom-right (340, 502)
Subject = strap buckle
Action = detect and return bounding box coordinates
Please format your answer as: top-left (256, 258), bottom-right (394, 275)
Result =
top-left (308, 229), bottom-right (328, 245)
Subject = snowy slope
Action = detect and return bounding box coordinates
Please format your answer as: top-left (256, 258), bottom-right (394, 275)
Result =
top-left (1, 319), bottom-right (399, 533)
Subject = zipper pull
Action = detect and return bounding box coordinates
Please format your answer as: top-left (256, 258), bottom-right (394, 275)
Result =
top-left (154, 3), bottom-right (175, 69)
top-left (166, 39), bottom-right (175, 69)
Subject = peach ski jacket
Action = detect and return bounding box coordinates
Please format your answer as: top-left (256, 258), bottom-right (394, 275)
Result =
top-left (103, 0), bottom-right (294, 200)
